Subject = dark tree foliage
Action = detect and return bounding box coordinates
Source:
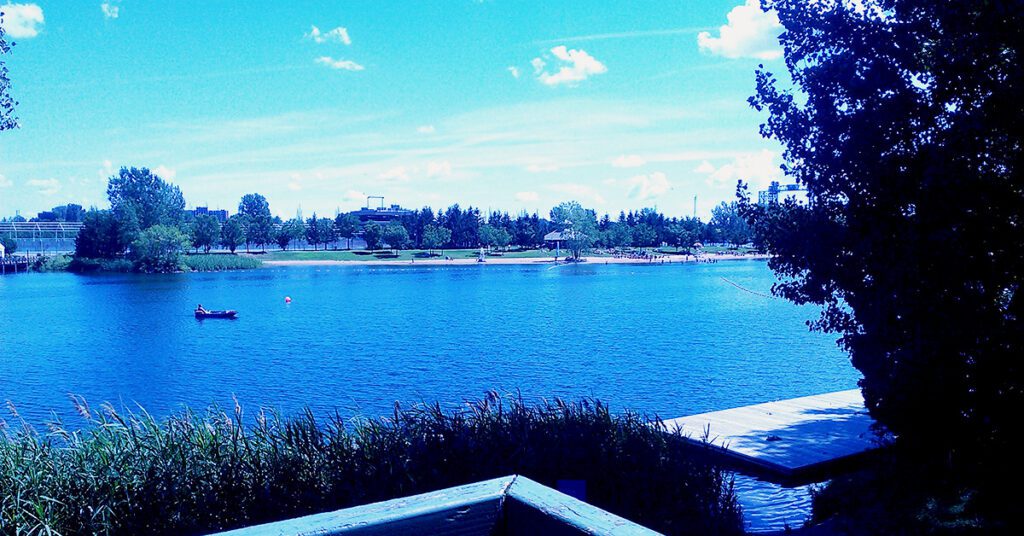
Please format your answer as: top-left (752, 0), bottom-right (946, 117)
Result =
top-left (0, 15), bottom-right (17, 131)
top-left (741, 0), bottom-right (1024, 496)
top-left (107, 167), bottom-right (186, 229)
top-left (75, 210), bottom-right (123, 259)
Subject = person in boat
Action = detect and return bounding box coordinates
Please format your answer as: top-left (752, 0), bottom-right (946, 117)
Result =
top-left (196, 304), bottom-right (210, 314)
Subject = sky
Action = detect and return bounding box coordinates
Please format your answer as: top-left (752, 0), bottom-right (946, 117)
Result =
top-left (0, 0), bottom-right (788, 220)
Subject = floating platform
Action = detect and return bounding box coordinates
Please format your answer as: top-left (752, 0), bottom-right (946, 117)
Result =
top-left (662, 389), bottom-right (883, 484)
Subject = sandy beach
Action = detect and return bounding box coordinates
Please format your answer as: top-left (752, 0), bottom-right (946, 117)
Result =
top-left (262, 253), bottom-right (770, 267)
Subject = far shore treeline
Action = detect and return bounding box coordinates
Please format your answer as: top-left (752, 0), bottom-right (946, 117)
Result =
top-left (2, 166), bottom-right (755, 273)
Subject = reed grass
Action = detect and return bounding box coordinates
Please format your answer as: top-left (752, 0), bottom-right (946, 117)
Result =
top-left (0, 394), bottom-right (742, 535)
top-left (182, 254), bottom-right (262, 271)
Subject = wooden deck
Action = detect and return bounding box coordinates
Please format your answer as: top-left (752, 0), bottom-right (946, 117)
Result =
top-left (662, 390), bottom-right (883, 484)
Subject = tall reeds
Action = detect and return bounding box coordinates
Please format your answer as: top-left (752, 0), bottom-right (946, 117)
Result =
top-left (0, 393), bottom-right (742, 535)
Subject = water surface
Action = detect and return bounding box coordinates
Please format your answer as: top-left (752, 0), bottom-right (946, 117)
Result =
top-left (1, 260), bottom-right (855, 423)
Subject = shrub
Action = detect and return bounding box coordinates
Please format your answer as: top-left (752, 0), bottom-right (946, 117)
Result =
top-left (131, 225), bottom-right (189, 273)
top-left (29, 254), bottom-right (72, 272)
top-left (0, 395), bottom-right (742, 535)
top-left (67, 257), bottom-right (134, 272)
top-left (182, 254), bottom-right (262, 272)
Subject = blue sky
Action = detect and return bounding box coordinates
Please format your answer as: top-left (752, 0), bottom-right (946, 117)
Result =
top-left (0, 0), bottom-right (786, 220)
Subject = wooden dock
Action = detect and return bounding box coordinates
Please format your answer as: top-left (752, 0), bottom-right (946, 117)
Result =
top-left (0, 257), bottom-right (30, 275)
top-left (662, 390), bottom-right (883, 484)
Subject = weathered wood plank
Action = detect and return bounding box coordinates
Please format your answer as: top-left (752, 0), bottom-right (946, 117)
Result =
top-left (661, 390), bottom-right (881, 482)
top-left (504, 477), bottom-right (662, 535)
top-left (209, 476), bottom-right (512, 536)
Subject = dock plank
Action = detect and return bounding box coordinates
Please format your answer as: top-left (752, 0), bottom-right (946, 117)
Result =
top-left (662, 390), bottom-right (882, 482)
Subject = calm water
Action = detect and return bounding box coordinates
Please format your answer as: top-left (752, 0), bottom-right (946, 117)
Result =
top-left (1, 260), bottom-right (854, 422)
top-left (0, 260), bottom-right (856, 531)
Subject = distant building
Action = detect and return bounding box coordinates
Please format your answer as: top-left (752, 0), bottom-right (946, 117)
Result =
top-left (348, 197), bottom-right (412, 224)
top-left (189, 206), bottom-right (229, 222)
top-left (758, 181), bottom-right (809, 205)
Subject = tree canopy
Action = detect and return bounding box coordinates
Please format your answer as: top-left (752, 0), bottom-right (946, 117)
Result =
top-left (741, 0), bottom-right (1024, 501)
top-left (107, 167), bottom-right (185, 230)
top-left (550, 201), bottom-right (598, 260)
top-left (0, 19), bottom-right (16, 131)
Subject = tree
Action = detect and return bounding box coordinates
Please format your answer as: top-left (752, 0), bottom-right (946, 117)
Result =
top-left (276, 219), bottom-right (304, 250)
top-left (743, 0), bottom-right (1024, 502)
top-left (604, 223), bottom-right (632, 249)
top-left (0, 233), bottom-right (16, 255)
top-left (246, 215), bottom-right (273, 252)
top-left (106, 167), bottom-right (186, 230)
top-left (191, 214), bottom-right (221, 253)
top-left (362, 222), bottom-right (383, 251)
top-left (317, 217), bottom-right (336, 249)
top-left (131, 225), bottom-right (190, 273)
top-left (75, 210), bottom-right (122, 259)
top-left (220, 215), bottom-right (245, 253)
top-left (667, 218), bottom-right (702, 252)
top-left (492, 227), bottom-right (512, 250)
top-left (708, 202), bottom-right (751, 246)
top-left (0, 19), bottom-right (16, 131)
top-left (382, 222), bottom-right (409, 254)
top-left (631, 224), bottom-right (658, 248)
top-left (550, 201), bottom-right (597, 261)
top-left (238, 193), bottom-right (271, 221)
top-left (334, 213), bottom-right (359, 249)
top-left (305, 214), bottom-right (322, 250)
top-left (478, 224), bottom-right (498, 249)
top-left (421, 224), bottom-right (451, 256)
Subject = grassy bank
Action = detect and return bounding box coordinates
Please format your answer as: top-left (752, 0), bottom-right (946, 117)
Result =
top-left (182, 253), bottom-right (262, 271)
top-left (0, 395), bottom-right (742, 535)
top-left (262, 248), bottom-right (564, 262)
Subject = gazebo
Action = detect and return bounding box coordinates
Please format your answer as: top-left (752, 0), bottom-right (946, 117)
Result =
top-left (543, 231), bottom-right (565, 258)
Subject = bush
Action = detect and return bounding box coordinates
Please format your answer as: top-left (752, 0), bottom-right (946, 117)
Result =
top-left (0, 234), bottom-right (16, 255)
top-left (68, 257), bottom-right (135, 273)
top-left (183, 254), bottom-right (262, 272)
top-left (0, 395), bottom-right (742, 535)
top-left (131, 225), bottom-right (189, 273)
top-left (29, 254), bottom-right (72, 272)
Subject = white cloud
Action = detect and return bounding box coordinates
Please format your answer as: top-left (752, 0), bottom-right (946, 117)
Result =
top-left (525, 163), bottom-right (559, 173)
top-left (515, 191), bottom-right (539, 202)
top-left (0, 174), bottom-right (12, 188)
top-left (627, 171), bottom-right (671, 201)
top-left (379, 166), bottom-right (410, 182)
top-left (694, 160), bottom-right (716, 173)
top-left (315, 56), bottom-right (364, 71)
top-left (696, 150), bottom-right (781, 189)
top-left (287, 181), bottom-right (302, 191)
top-left (548, 182), bottom-right (606, 205)
top-left (417, 125), bottom-right (436, 134)
top-left (697, 0), bottom-right (782, 60)
top-left (531, 57), bottom-right (546, 75)
top-left (612, 154), bottom-right (646, 168)
top-left (426, 160), bottom-right (452, 178)
top-left (101, 2), bottom-right (119, 19)
top-left (533, 46), bottom-right (607, 86)
top-left (344, 190), bottom-right (366, 202)
top-left (27, 178), bottom-right (61, 196)
top-left (306, 25), bottom-right (351, 45)
top-left (508, 66), bottom-right (520, 79)
top-left (0, 3), bottom-right (44, 38)
top-left (152, 165), bottom-right (176, 180)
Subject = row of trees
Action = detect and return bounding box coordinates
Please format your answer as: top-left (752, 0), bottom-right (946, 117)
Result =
top-left (277, 201), bottom-right (752, 254)
top-left (70, 167), bottom-right (755, 270)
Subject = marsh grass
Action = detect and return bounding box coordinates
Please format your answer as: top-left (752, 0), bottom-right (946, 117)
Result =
top-left (182, 254), bottom-right (262, 272)
top-left (0, 394), bottom-right (741, 535)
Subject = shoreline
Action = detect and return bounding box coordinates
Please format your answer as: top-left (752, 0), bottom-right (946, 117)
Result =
top-left (262, 253), bottom-right (771, 267)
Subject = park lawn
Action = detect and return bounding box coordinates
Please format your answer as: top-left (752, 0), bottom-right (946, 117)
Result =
top-left (262, 248), bottom-right (562, 262)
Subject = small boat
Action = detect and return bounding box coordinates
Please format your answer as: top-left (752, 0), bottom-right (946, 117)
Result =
top-left (195, 310), bottom-right (238, 319)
